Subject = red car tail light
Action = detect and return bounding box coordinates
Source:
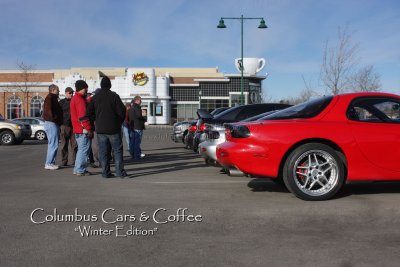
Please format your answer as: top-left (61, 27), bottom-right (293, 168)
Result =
top-left (225, 127), bottom-right (232, 141)
top-left (189, 125), bottom-right (197, 132)
top-left (199, 123), bottom-right (206, 132)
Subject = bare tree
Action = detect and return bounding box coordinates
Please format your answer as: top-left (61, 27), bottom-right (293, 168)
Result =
top-left (279, 88), bottom-right (315, 105)
top-left (301, 74), bottom-right (315, 92)
top-left (320, 27), bottom-right (359, 95)
top-left (16, 61), bottom-right (38, 116)
top-left (351, 65), bottom-right (381, 92)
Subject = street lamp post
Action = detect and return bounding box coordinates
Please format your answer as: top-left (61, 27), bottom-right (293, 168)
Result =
top-left (217, 15), bottom-right (267, 105)
top-left (198, 89), bottom-right (202, 109)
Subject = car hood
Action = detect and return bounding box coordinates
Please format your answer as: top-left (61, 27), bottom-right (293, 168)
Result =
top-left (0, 120), bottom-right (25, 128)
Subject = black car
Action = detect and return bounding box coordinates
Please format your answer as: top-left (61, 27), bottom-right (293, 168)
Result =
top-left (183, 120), bottom-right (198, 149)
top-left (192, 103), bottom-right (292, 152)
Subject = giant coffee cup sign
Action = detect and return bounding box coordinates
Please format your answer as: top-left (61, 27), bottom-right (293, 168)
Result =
top-left (235, 58), bottom-right (266, 75)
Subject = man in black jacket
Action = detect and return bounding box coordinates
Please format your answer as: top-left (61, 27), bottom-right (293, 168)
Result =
top-left (86, 76), bottom-right (127, 178)
top-left (58, 87), bottom-right (77, 166)
top-left (128, 96), bottom-right (146, 160)
top-left (43, 84), bottom-right (63, 170)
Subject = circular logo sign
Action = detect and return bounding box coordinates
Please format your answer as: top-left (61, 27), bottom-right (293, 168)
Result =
top-left (133, 72), bottom-right (149, 86)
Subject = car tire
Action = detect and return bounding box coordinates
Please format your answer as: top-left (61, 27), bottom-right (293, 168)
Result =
top-left (283, 143), bottom-right (345, 201)
top-left (182, 131), bottom-right (188, 144)
top-left (35, 130), bottom-right (47, 141)
top-left (204, 158), bottom-right (213, 166)
top-left (0, 130), bottom-right (16, 145)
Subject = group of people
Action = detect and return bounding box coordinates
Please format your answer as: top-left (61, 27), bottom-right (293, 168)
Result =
top-left (42, 76), bottom-right (146, 178)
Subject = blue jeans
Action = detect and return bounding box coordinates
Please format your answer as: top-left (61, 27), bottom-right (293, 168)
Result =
top-left (122, 125), bottom-right (130, 149)
top-left (97, 133), bottom-right (125, 177)
top-left (74, 134), bottom-right (91, 174)
top-left (129, 130), bottom-right (143, 160)
top-left (44, 121), bottom-right (60, 166)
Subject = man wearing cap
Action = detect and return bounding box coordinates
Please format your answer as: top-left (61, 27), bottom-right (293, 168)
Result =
top-left (58, 87), bottom-right (77, 166)
top-left (87, 76), bottom-right (127, 178)
top-left (43, 84), bottom-right (63, 170)
top-left (70, 80), bottom-right (93, 176)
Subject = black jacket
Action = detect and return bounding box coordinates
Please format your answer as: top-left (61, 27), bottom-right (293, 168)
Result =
top-left (59, 98), bottom-right (72, 126)
top-left (128, 103), bottom-right (145, 130)
top-left (86, 88), bottom-right (126, 134)
top-left (43, 93), bottom-right (63, 126)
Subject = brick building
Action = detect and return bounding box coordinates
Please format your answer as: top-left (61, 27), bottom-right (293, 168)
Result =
top-left (0, 67), bottom-right (265, 124)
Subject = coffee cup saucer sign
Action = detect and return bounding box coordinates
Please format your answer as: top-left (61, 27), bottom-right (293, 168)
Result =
top-left (133, 72), bottom-right (149, 86)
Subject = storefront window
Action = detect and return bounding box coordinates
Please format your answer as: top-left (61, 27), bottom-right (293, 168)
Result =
top-left (176, 104), bottom-right (197, 121)
top-left (7, 95), bottom-right (23, 119)
top-left (30, 96), bottom-right (44, 117)
top-left (155, 104), bottom-right (163, 116)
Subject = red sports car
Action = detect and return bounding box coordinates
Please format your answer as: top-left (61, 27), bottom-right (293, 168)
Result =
top-left (216, 92), bottom-right (400, 200)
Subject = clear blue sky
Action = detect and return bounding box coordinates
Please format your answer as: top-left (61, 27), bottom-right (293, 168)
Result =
top-left (1, 0), bottom-right (399, 100)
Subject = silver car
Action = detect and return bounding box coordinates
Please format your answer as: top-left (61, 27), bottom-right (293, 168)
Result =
top-left (198, 123), bottom-right (226, 165)
top-left (199, 110), bottom-right (283, 166)
top-left (171, 121), bottom-right (193, 143)
top-left (12, 117), bottom-right (47, 141)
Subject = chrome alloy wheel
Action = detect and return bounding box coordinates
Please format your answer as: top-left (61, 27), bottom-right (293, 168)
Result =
top-left (36, 131), bottom-right (46, 141)
top-left (1, 132), bottom-right (13, 144)
top-left (292, 150), bottom-right (339, 197)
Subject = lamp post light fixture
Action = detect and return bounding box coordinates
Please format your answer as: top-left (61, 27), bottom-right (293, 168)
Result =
top-left (217, 15), bottom-right (267, 105)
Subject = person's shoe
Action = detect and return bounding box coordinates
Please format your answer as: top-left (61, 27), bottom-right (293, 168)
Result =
top-left (140, 153), bottom-right (145, 158)
top-left (119, 171), bottom-right (128, 178)
top-left (88, 162), bottom-right (98, 168)
top-left (45, 164), bottom-right (59, 170)
top-left (61, 162), bottom-right (68, 167)
top-left (75, 171), bottom-right (92, 176)
top-left (102, 173), bottom-right (115, 178)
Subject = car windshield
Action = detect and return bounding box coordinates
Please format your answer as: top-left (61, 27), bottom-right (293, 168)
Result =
top-left (261, 96), bottom-right (334, 120)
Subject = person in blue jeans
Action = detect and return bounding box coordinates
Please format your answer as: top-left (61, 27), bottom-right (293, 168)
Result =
top-left (42, 84), bottom-right (63, 170)
top-left (122, 103), bottom-right (131, 151)
top-left (128, 96), bottom-right (146, 160)
top-left (86, 76), bottom-right (127, 178)
top-left (70, 80), bottom-right (94, 176)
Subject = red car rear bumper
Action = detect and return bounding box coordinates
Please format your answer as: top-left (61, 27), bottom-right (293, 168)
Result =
top-left (216, 141), bottom-right (278, 177)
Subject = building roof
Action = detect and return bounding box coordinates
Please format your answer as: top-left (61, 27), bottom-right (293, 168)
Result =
top-left (0, 73), bottom-right (54, 82)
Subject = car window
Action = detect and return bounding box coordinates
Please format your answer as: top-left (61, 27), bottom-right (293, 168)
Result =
top-left (347, 97), bottom-right (400, 123)
top-left (236, 105), bottom-right (271, 121)
top-left (262, 96), bottom-right (334, 120)
top-left (214, 106), bottom-right (242, 122)
top-left (30, 119), bottom-right (39, 125)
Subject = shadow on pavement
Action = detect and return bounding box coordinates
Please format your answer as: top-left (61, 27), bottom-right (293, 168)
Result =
top-left (335, 182), bottom-right (400, 199)
top-left (247, 178), bottom-right (400, 199)
top-left (123, 161), bottom-right (205, 178)
top-left (247, 178), bottom-right (290, 193)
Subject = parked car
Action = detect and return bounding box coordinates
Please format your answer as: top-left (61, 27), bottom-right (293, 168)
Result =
top-left (172, 107), bottom-right (229, 145)
top-left (199, 109), bottom-right (286, 166)
top-left (183, 120), bottom-right (198, 149)
top-left (0, 115), bottom-right (32, 145)
top-left (171, 120), bottom-right (193, 143)
top-left (12, 117), bottom-right (47, 140)
top-left (216, 92), bottom-right (400, 201)
top-left (193, 103), bottom-right (291, 152)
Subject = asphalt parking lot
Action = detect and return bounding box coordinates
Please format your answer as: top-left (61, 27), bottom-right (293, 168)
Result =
top-left (1, 126), bottom-right (400, 266)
